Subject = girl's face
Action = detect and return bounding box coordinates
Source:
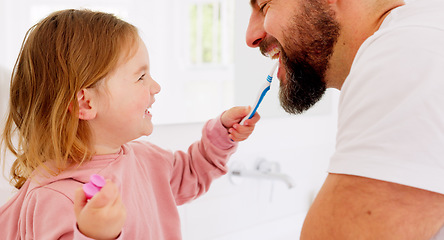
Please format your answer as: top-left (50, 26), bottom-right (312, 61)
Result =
top-left (90, 38), bottom-right (161, 152)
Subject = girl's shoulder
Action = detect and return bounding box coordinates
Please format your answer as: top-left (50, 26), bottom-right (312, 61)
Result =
top-left (15, 178), bottom-right (80, 239)
top-left (27, 177), bottom-right (84, 204)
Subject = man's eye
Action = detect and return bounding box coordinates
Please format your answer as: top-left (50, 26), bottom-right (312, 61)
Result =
top-left (138, 74), bottom-right (146, 81)
top-left (259, 1), bottom-right (270, 14)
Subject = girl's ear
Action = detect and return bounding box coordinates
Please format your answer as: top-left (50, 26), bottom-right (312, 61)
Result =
top-left (75, 89), bottom-right (97, 120)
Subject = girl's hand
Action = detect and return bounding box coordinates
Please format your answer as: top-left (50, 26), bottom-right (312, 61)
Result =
top-left (74, 180), bottom-right (126, 240)
top-left (221, 106), bottom-right (260, 142)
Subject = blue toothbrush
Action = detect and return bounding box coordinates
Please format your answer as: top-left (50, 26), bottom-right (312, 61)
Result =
top-left (240, 62), bottom-right (279, 125)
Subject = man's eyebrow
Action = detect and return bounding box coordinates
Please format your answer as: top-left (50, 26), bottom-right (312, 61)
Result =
top-left (250, 0), bottom-right (257, 7)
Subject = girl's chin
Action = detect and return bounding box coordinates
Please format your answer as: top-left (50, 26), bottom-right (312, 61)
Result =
top-left (143, 124), bottom-right (154, 136)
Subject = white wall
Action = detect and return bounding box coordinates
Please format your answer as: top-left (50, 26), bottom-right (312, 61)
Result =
top-left (0, 66), bottom-right (14, 205)
top-left (0, 1), bottom-right (6, 68)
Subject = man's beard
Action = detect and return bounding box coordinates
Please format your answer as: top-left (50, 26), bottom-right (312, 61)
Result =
top-left (261, 0), bottom-right (340, 114)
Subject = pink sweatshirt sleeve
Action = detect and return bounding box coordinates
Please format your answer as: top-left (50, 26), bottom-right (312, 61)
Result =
top-left (170, 116), bottom-right (238, 205)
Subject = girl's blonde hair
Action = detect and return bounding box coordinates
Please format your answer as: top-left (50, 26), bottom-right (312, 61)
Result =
top-left (1, 9), bottom-right (139, 189)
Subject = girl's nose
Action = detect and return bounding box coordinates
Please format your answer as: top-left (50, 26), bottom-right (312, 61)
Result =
top-left (150, 78), bottom-right (161, 95)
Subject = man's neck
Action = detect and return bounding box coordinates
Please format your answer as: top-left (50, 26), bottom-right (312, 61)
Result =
top-left (326, 0), bottom-right (405, 90)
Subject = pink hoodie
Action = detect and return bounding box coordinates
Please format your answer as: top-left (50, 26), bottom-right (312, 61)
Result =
top-left (0, 117), bottom-right (237, 239)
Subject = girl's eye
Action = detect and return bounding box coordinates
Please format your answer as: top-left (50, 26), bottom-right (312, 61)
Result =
top-left (138, 74), bottom-right (146, 81)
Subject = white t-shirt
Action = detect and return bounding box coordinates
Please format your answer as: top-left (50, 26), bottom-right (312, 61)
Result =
top-left (329, 0), bottom-right (444, 196)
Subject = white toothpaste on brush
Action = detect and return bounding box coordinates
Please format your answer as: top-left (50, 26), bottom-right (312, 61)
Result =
top-left (240, 61), bottom-right (279, 125)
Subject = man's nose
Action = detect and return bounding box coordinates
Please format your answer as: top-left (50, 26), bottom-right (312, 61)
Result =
top-left (246, 12), bottom-right (266, 48)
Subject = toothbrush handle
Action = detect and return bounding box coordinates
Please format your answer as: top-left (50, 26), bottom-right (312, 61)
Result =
top-left (240, 84), bottom-right (270, 125)
top-left (239, 62), bottom-right (278, 126)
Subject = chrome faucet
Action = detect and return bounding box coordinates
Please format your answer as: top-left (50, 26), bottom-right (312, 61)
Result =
top-left (229, 159), bottom-right (296, 189)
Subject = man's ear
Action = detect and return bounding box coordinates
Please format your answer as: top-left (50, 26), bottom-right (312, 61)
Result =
top-left (75, 89), bottom-right (97, 120)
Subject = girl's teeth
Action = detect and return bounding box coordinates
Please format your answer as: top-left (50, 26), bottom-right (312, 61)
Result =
top-left (143, 108), bottom-right (150, 119)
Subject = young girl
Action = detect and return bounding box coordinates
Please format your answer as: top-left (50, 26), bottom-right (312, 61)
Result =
top-left (0, 9), bottom-right (259, 239)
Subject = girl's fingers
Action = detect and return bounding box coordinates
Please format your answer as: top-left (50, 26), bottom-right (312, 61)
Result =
top-left (229, 127), bottom-right (253, 141)
top-left (227, 110), bottom-right (259, 141)
top-left (88, 180), bottom-right (119, 209)
top-left (74, 187), bottom-right (87, 218)
top-left (232, 123), bottom-right (255, 134)
top-left (111, 192), bottom-right (125, 210)
top-left (243, 112), bottom-right (261, 126)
